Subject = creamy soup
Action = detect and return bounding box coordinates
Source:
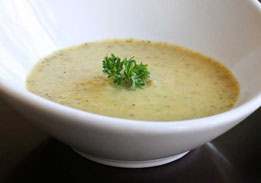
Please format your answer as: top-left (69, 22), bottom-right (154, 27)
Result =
top-left (27, 39), bottom-right (239, 121)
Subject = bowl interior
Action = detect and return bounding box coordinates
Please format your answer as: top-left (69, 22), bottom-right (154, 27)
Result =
top-left (0, 0), bottom-right (260, 108)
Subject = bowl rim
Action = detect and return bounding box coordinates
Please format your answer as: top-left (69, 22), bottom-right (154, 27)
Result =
top-left (0, 0), bottom-right (260, 133)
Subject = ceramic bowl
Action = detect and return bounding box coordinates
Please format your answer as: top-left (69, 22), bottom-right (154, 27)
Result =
top-left (0, 0), bottom-right (260, 168)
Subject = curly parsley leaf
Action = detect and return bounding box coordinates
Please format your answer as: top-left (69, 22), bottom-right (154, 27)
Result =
top-left (102, 54), bottom-right (150, 89)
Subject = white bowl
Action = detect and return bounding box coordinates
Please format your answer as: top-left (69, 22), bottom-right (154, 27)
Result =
top-left (0, 0), bottom-right (260, 168)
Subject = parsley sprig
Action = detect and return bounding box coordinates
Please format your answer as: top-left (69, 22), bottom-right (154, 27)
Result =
top-left (102, 54), bottom-right (150, 89)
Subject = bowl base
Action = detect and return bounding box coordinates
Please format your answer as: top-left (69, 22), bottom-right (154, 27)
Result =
top-left (73, 148), bottom-right (189, 168)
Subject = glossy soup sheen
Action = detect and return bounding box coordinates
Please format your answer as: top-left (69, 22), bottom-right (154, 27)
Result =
top-left (27, 39), bottom-right (239, 121)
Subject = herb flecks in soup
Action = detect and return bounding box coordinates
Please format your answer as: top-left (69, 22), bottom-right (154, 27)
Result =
top-left (27, 39), bottom-right (239, 121)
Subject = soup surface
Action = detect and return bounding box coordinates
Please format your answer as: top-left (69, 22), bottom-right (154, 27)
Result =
top-left (27, 39), bottom-right (239, 121)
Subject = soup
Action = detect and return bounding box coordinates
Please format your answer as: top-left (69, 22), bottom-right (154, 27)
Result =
top-left (27, 39), bottom-right (239, 121)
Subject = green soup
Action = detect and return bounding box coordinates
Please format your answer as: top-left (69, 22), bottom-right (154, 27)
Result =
top-left (27, 39), bottom-right (239, 121)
